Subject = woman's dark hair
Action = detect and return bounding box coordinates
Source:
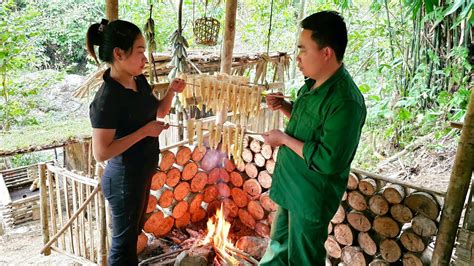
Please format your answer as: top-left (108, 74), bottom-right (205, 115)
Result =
top-left (86, 19), bottom-right (142, 64)
top-left (301, 11), bottom-right (348, 62)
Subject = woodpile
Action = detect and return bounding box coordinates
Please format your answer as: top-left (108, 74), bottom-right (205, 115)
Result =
top-left (325, 173), bottom-right (441, 264)
top-left (142, 136), bottom-right (278, 252)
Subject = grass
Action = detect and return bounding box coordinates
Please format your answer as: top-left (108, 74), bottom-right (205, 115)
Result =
top-left (0, 117), bottom-right (91, 153)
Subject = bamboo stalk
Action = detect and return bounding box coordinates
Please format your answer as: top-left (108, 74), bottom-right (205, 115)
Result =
top-left (86, 184), bottom-right (94, 261)
top-left (54, 170), bottom-right (65, 249)
top-left (62, 174), bottom-right (74, 254)
top-left (47, 169), bottom-right (58, 248)
top-left (71, 180), bottom-right (81, 256)
top-left (40, 185), bottom-right (100, 254)
top-left (95, 162), bottom-right (107, 266)
top-left (39, 163), bottom-right (51, 256)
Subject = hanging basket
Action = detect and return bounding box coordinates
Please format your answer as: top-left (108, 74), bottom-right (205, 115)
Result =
top-left (193, 17), bottom-right (220, 46)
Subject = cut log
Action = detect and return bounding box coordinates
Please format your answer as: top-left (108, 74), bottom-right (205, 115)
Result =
top-left (341, 246), bottom-right (365, 266)
top-left (390, 204), bottom-right (413, 223)
top-left (146, 195), bottom-right (157, 213)
top-left (260, 192), bottom-right (277, 212)
top-left (174, 182), bottom-right (191, 201)
top-left (358, 178), bottom-right (377, 196)
top-left (249, 139), bottom-right (262, 153)
top-left (235, 236), bottom-right (269, 261)
top-left (272, 147), bottom-right (279, 161)
top-left (369, 194), bottom-right (389, 216)
top-left (191, 146), bottom-right (207, 162)
top-left (257, 170), bottom-right (272, 189)
top-left (172, 201), bottom-right (189, 219)
top-left (231, 188), bottom-right (248, 208)
top-left (137, 232), bottom-right (147, 254)
top-left (160, 151), bottom-right (175, 171)
top-left (151, 171), bottom-right (167, 190)
top-left (265, 159), bottom-right (275, 174)
top-left (238, 209), bottom-right (256, 229)
top-left (324, 235), bottom-right (342, 259)
top-left (242, 148), bottom-right (254, 163)
top-left (331, 205), bottom-right (346, 224)
top-left (334, 223), bottom-right (353, 246)
top-left (247, 200), bottom-right (265, 220)
top-left (175, 212), bottom-right (191, 229)
top-left (166, 167), bottom-right (181, 187)
top-left (382, 184), bottom-right (406, 204)
top-left (347, 190), bottom-right (368, 211)
top-left (402, 250), bottom-right (432, 266)
top-left (176, 146), bottom-right (192, 166)
top-left (243, 179), bottom-right (262, 200)
top-left (189, 193), bottom-right (204, 214)
top-left (358, 231), bottom-right (377, 256)
top-left (368, 258), bottom-right (389, 266)
top-left (191, 172), bottom-right (208, 193)
top-left (412, 214), bottom-right (437, 237)
top-left (341, 191), bottom-right (347, 201)
top-left (379, 238), bottom-right (401, 263)
top-left (203, 185), bottom-right (218, 203)
top-left (191, 207), bottom-right (207, 223)
top-left (328, 222), bottom-right (333, 234)
top-left (245, 163), bottom-right (259, 179)
top-left (404, 191), bottom-right (440, 220)
top-left (243, 135), bottom-right (250, 148)
top-left (158, 189), bottom-right (174, 208)
top-left (218, 168), bottom-right (230, 182)
top-left (182, 162), bottom-right (198, 180)
top-left (255, 222), bottom-right (270, 237)
top-left (254, 153), bottom-right (266, 167)
top-left (208, 168), bottom-right (220, 184)
top-left (224, 157), bottom-right (236, 172)
top-left (347, 172), bottom-right (359, 190)
top-left (222, 198), bottom-right (238, 218)
top-left (230, 171), bottom-right (244, 187)
top-left (216, 182), bottom-right (231, 198)
top-left (400, 227), bottom-right (426, 252)
top-left (347, 211), bottom-right (371, 232)
top-left (261, 144), bottom-right (273, 160)
top-left (373, 216), bottom-right (400, 238)
top-left (144, 211), bottom-right (174, 237)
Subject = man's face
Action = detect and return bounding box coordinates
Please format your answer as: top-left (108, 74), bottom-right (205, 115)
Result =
top-left (296, 29), bottom-right (328, 79)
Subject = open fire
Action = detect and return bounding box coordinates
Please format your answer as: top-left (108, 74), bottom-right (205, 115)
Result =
top-left (200, 204), bottom-right (258, 265)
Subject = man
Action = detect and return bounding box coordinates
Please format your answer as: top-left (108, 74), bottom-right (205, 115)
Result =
top-left (260, 11), bottom-right (366, 265)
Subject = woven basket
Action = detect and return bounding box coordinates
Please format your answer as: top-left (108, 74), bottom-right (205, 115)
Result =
top-left (193, 17), bottom-right (220, 46)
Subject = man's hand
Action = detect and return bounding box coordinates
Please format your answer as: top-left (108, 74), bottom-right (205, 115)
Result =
top-left (169, 78), bottom-right (186, 93)
top-left (141, 121), bottom-right (169, 137)
top-left (263, 129), bottom-right (288, 147)
top-left (265, 92), bottom-right (285, 111)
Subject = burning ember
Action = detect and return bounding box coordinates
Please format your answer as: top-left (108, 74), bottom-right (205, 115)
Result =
top-left (201, 204), bottom-right (258, 265)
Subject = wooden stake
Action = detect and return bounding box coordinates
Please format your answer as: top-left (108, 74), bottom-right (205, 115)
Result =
top-left (39, 163), bottom-right (51, 256)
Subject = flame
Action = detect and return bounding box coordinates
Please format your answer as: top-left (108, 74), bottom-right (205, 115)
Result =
top-left (202, 204), bottom-right (239, 265)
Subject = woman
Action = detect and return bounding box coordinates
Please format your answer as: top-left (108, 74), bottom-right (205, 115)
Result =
top-left (86, 19), bottom-right (185, 265)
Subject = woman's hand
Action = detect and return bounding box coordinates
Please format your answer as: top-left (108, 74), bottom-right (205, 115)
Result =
top-left (141, 121), bottom-right (169, 137)
top-left (169, 78), bottom-right (186, 93)
top-left (265, 92), bottom-right (285, 111)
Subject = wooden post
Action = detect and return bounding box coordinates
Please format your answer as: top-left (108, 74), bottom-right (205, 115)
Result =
top-left (39, 163), bottom-right (51, 255)
top-left (218, 0), bottom-right (237, 125)
top-left (95, 163), bottom-right (107, 266)
top-left (105, 0), bottom-right (118, 21)
top-left (432, 89), bottom-right (474, 265)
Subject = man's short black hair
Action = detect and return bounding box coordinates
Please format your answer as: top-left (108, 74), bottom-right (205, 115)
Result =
top-left (301, 11), bottom-right (348, 62)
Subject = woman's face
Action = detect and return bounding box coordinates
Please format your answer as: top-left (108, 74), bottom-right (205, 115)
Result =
top-left (116, 34), bottom-right (148, 76)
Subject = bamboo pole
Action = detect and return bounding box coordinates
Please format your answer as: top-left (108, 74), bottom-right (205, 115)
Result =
top-left (432, 89), bottom-right (474, 265)
top-left (105, 0), bottom-right (118, 22)
top-left (39, 163), bottom-right (51, 256)
top-left (54, 170), bottom-right (66, 249)
top-left (71, 180), bottom-right (81, 256)
top-left (62, 174), bottom-right (74, 253)
top-left (47, 169), bottom-right (58, 248)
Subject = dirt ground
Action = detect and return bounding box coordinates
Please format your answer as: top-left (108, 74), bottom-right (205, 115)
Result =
top-left (0, 221), bottom-right (79, 265)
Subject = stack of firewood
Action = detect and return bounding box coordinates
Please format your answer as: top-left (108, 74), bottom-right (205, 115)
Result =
top-left (325, 173), bottom-right (440, 265)
top-left (139, 136), bottom-right (278, 253)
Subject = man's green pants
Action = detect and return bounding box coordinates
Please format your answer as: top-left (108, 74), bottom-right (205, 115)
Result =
top-left (259, 206), bottom-right (328, 265)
